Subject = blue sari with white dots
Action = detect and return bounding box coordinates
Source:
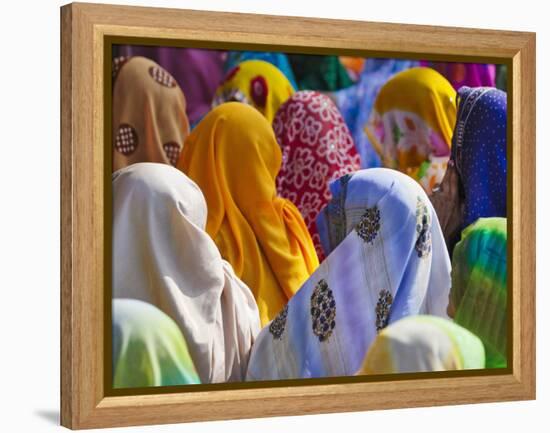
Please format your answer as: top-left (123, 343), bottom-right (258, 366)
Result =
top-left (451, 87), bottom-right (507, 231)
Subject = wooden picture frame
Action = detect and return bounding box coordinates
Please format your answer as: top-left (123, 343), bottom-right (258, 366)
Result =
top-left (60, 2), bottom-right (536, 429)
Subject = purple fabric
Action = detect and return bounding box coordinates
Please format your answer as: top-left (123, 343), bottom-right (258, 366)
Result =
top-left (420, 61), bottom-right (496, 90)
top-left (115, 45), bottom-right (226, 125)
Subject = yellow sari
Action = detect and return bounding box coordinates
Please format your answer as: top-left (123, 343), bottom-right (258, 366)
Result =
top-left (177, 102), bottom-right (319, 325)
top-left (365, 67), bottom-right (457, 193)
top-left (212, 60), bottom-right (295, 123)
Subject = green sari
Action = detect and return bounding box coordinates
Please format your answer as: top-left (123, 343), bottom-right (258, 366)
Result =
top-left (451, 218), bottom-right (507, 369)
top-left (288, 55), bottom-right (354, 91)
top-left (112, 299), bottom-right (200, 388)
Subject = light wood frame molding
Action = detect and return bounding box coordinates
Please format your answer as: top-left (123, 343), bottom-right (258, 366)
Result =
top-left (60, 2), bottom-right (536, 429)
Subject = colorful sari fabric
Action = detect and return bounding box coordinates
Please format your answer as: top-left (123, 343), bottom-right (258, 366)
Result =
top-left (288, 54), bottom-right (354, 91)
top-left (177, 103), bottom-right (319, 326)
top-left (112, 299), bottom-right (200, 388)
top-left (338, 57), bottom-right (366, 82)
top-left (113, 163), bottom-right (260, 383)
top-left (113, 46), bottom-right (226, 125)
top-left (274, 91), bottom-right (361, 261)
top-left (212, 60), bottom-right (295, 123)
top-left (357, 315), bottom-right (485, 374)
top-left (451, 86), bottom-right (507, 232)
top-left (451, 218), bottom-right (507, 369)
top-left (420, 61), bottom-right (496, 90)
top-left (224, 51), bottom-right (298, 90)
top-left (246, 168), bottom-right (451, 381)
top-left (364, 67), bottom-right (457, 194)
top-left (112, 56), bottom-right (190, 172)
top-left (333, 58), bottom-right (419, 168)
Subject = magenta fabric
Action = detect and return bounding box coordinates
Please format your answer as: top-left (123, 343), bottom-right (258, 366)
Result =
top-left (114, 45), bottom-right (226, 125)
top-left (420, 61), bottom-right (496, 90)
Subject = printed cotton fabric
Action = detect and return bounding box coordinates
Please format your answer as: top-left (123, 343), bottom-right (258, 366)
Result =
top-left (246, 168), bottom-right (451, 381)
top-left (288, 54), bottom-right (354, 91)
top-left (112, 299), bottom-right (200, 388)
top-left (333, 58), bottom-right (419, 168)
top-left (357, 315), bottom-right (485, 374)
top-left (224, 51), bottom-right (298, 90)
top-left (177, 103), bottom-right (319, 326)
top-left (112, 56), bottom-right (190, 171)
top-left (364, 67), bottom-right (457, 194)
top-left (112, 163), bottom-right (261, 383)
top-left (274, 91), bottom-right (361, 261)
top-left (420, 61), bottom-right (496, 90)
top-left (212, 60), bottom-right (295, 123)
top-left (113, 46), bottom-right (226, 125)
top-left (451, 86), bottom-right (507, 232)
top-left (451, 217), bottom-right (507, 369)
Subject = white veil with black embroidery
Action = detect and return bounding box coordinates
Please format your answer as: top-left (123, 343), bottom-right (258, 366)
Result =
top-left (245, 168), bottom-right (451, 381)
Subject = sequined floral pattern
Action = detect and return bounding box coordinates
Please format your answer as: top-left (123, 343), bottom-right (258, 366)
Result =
top-left (212, 88), bottom-right (250, 107)
top-left (114, 124), bottom-right (138, 155)
top-left (163, 142), bottom-right (181, 166)
top-left (310, 279), bottom-right (336, 342)
top-left (148, 65), bottom-right (177, 88)
top-left (415, 196), bottom-right (432, 258)
top-left (269, 305), bottom-right (289, 340)
top-left (355, 206), bottom-right (381, 244)
top-left (274, 91), bottom-right (361, 261)
top-left (375, 289), bottom-right (393, 332)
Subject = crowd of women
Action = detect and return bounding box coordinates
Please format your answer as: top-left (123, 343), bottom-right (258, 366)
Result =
top-left (110, 46), bottom-right (508, 388)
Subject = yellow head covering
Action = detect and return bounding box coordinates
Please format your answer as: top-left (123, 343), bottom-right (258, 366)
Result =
top-left (112, 56), bottom-right (190, 172)
top-left (357, 315), bottom-right (485, 375)
top-left (177, 102), bottom-right (318, 325)
top-left (212, 60), bottom-right (295, 123)
top-left (365, 67), bottom-right (457, 193)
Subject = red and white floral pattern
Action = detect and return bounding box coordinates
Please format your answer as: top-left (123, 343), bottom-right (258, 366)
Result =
top-left (274, 91), bottom-right (361, 261)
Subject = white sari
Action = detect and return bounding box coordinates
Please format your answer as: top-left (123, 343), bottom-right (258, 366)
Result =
top-left (113, 162), bottom-right (261, 383)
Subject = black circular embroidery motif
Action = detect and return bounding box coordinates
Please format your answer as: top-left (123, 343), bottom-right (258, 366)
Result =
top-left (310, 279), bottom-right (336, 342)
top-left (148, 66), bottom-right (177, 88)
top-left (355, 206), bottom-right (381, 244)
top-left (163, 142), bottom-right (181, 166)
top-left (375, 289), bottom-right (393, 332)
top-left (415, 197), bottom-right (432, 258)
top-left (114, 124), bottom-right (138, 156)
top-left (269, 305), bottom-right (288, 340)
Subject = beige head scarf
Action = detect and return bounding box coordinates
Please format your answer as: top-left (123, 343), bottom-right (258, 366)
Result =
top-left (112, 163), bottom-right (260, 383)
top-left (112, 56), bottom-right (190, 171)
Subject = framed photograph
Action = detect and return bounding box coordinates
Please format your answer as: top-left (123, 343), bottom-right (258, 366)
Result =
top-left (60, 2), bottom-right (536, 429)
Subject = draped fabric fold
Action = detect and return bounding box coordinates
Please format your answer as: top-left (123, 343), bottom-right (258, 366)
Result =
top-left (364, 67), bottom-right (457, 194)
top-left (246, 168), bottom-right (451, 381)
top-left (224, 51), bottom-right (298, 90)
top-left (451, 217), bottom-right (507, 369)
top-left (274, 91), bottom-right (361, 261)
top-left (113, 46), bottom-right (226, 125)
top-left (333, 58), bottom-right (419, 168)
top-left (112, 299), bottom-right (201, 388)
top-left (358, 315), bottom-right (485, 374)
top-left (112, 163), bottom-right (260, 383)
top-left (212, 60), bottom-right (295, 123)
top-left (451, 86), bottom-right (507, 232)
top-left (112, 56), bottom-right (190, 171)
top-left (420, 61), bottom-right (496, 90)
top-left (178, 103), bottom-right (319, 325)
